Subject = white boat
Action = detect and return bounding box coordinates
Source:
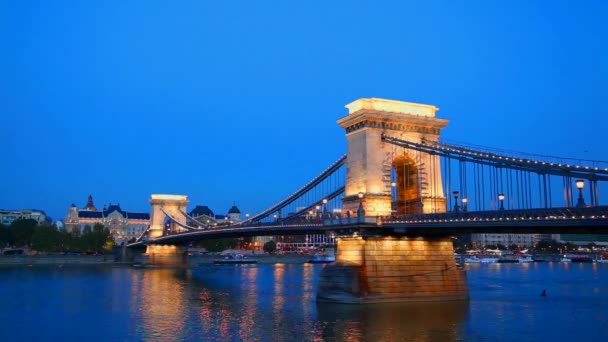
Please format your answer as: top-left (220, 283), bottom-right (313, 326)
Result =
top-left (213, 254), bottom-right (257, 265)
top-left (307, 254), bottom-right (336, 263)
top-left (464, 256), bottom-right (481, 263)
top-left (518, 255), bottom-right (534, 263)
top-left (481, 257), bottom-right (499, 263)
top-left (596, 254), bottom-right (608, 263)
top-left (560, 255), bottom-right (571, 262)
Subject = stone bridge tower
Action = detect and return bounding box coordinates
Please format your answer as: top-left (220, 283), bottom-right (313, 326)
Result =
top-left (337, 98), bottom-right (449, 217)
top-left (319, 98), bottom-right (467, 304)
top-left (148, 194), bottom-right (189, 239)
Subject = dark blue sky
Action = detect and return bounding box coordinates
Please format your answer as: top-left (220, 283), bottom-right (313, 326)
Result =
top-left (1, 0), bottom-right (607, 221)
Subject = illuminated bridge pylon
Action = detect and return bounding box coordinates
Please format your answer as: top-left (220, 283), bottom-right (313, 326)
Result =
top-left (148, 194), bottom-right (189, 239)
top-left (337, 98), bottom-right (449, 217)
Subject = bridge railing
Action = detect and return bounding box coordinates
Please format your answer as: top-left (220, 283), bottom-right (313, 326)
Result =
top-left (381, 206), bottom-right (608, 224)
top-left (319, 206), bottom-right (608, 227)
top-left (322, 216), bottom-right (379, 226)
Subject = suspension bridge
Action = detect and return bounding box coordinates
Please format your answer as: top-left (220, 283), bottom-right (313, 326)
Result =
top-left (129, 97), bottom-right (608, 304)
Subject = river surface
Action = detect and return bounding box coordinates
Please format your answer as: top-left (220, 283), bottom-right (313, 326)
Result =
top-left (1, 262), bottom-right (607, 341)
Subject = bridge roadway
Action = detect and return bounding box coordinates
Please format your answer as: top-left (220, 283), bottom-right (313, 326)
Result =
top-left (127, 223), bottom-right (324, 248)
top-left (353, 205), bottom-right (608, 235)
top-left (128, 206), bottom-right (608, 248)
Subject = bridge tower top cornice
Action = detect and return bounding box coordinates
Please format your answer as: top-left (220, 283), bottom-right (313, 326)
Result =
top-left (149, 194), bottom-right (189, 206)
top-left (337, 98), bottom-right (449, 133)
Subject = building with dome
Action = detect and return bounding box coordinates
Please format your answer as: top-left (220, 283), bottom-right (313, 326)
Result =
top-left (188, 204), bottom-right (243, 226)
top-left (64, 195), bottom-right (150, 244)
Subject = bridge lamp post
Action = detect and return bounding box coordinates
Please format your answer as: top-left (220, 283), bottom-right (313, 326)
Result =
top-left (357, 192), bottom-right (365, 218)
top-left (273, 214), bottom-right (278, 222)
top-left (498, 193), bottom-right (505, 210)
top-left (461, 197), bottom-right (468, 212)
top-left (576, 179), bottom-right (586, 208)
top-left (245, 213), bottom-right (250, 220)
top-left (452, 191), bottom-right (460, 213)
top-left (322, 198), bottom-right (328, 218)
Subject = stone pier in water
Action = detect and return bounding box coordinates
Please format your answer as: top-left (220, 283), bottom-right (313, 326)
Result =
top-left (317, 236), bottom-right (468, 303)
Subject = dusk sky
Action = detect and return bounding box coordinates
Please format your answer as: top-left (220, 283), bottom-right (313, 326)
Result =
top-left (1, 0), bottom-right (607, 221)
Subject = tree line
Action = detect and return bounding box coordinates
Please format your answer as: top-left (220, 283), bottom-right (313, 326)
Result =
top-left (0, 219), bottom-right (114, 253)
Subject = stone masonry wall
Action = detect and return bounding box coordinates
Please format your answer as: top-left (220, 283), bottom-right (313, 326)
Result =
top-left (317, 236), bottom-right (468, 303)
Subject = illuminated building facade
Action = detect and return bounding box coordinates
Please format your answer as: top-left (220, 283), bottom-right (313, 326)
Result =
top-left (64, 195), bottom-right (149, 244)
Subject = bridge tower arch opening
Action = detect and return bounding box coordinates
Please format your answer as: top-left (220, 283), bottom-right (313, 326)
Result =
top-left (392, 154), bottom-right (422, 215)
top-left (337, 98), bottom-right (449, 216)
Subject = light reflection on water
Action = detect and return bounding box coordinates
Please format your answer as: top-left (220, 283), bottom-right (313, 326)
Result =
top-left (1, 263), bottom-right (608, 341)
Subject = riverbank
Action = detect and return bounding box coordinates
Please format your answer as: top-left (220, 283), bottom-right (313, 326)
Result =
top-left (0, 253), bottom-right (314, 266)
top-left (192, 253), bottom-right (311, 265)
top-left (0, 255), bottom-right (117, 266)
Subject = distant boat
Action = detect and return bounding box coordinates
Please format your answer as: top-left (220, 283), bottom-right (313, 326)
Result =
top-left (213, 254), bottom-right (257, 265)
top-left (560, 255), bottom-right (572, 263)
top-left (570, 255), bottom-right (593, 263)
top-left (517, 255), bottom-right (534, 263)
top-left (596, 254), bottom-right (608, 263)
top-left (307, 254), bottom-right (336, 264)
top-left (464, 256), bottom-right (498, 263)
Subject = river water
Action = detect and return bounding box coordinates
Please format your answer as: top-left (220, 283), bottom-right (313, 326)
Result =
top-left (1, 262), bottom-right (607, 341)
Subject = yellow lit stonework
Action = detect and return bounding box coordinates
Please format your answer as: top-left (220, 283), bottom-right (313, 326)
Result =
top-left (345, 98), bottom-right (439, 117)
top-left (149, 194), bottom-right (189, 239)
top-left (143, 245), bottom-right (187, 266)
top-left (318, 236), bottom-right (468, 303)
top-left (338, 97), bottom-right (449, 217)
top-left (151, 194), bottom-right (188, 201)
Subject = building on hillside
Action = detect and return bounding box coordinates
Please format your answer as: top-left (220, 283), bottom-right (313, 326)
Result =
top-left (64, 195), bottom-right (149, 244)
top-left (0, 209), bottom-right (49, 225)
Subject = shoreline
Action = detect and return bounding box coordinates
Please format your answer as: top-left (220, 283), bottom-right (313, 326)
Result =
top-left (0, 253), bottom-right (314, 266)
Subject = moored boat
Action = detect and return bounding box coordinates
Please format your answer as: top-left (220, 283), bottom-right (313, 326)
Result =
top-left (570, 255), bottom-right (593, 263)
top-left (213, 254), bottom-right (257, 265)
top-left (464, 256), bottom-right (498, 263)
top-left (596, 254), bottom-right (608, 263)
top-left (481, 257), bottom-right (499, 263)
top-left (307, 254), bottom-right (336, 263)
top-left (518, 255), bottom-right (534, 263)
top-left (464, 256), bottom-right (481, 263)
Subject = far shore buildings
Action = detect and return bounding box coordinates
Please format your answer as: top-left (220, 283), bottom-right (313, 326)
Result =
top-left (470, 233), bottom-right (608, 248)
top-left (0, 209), bottom-right (50, 226)
top-left (188, 204), bottom-right (243, 226)
top-left (64, 195), bottom-right (149, 245)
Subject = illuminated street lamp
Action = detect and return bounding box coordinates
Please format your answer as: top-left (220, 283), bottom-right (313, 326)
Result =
top-left (322, 198), bottom-right (329, 218)
top-left (576, 179), bottom-right (586, 208)
top-left (461, 197), bottom-right (468, 212)
top-left (245, 213), bottom-right (250, 220)
top-left (498, 193), bottom-right (505, 210)
top-left (273, 214), bottom-right (278, 222)
top-left (453, 191), bottom-right (460, 213)
top-left (357, 192), bottom-right (365, 218)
